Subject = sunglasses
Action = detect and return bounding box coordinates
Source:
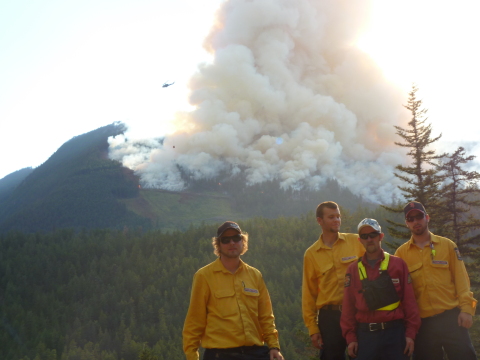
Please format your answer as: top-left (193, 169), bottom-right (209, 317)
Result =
top-left (359, 232), bottom-right (380, 240)
top-left (406, 213), bottom-right (425, 222)
top-left (220, 234), bottom-right (243, 244)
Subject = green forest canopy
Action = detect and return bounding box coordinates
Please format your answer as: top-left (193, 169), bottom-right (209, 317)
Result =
top-left (1, 212), bottom-right (479, 360)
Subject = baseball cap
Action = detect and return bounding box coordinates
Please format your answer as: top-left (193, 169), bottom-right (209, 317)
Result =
top-left (403, 201), bottom-right (426, 217)
top-left (217, 221), bottom-right (242, 237)
top-left (357, 218), bottom-right (382, 233)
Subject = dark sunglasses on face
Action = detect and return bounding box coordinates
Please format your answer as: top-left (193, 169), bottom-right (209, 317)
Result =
top-left (406, 213), bottom-right (425, 222)
top-left (220, 234), bottom-right (243, 244)
top-left (359, 232), bottom-right (380, 240)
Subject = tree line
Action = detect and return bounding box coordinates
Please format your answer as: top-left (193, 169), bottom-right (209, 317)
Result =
top-left (1, 211), bottom-right (479, 360)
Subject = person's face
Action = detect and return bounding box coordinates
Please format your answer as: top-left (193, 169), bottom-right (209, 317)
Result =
top-left (405, 210), bottom-right (429, 236)
top-left (358, 225), bottom-right (383, 256)
top-left (218, 228), bottom-right (244, 259)
top-left (317, 207), bottom-right (341, 233)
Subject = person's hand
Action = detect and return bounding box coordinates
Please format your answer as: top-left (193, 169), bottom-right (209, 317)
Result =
top-left (347, 341), bottom-right (358, 358)
top-left (404, 337), bottom-right (414, 356)
top-left (269, 348), bottom-right (284, 360)
top-left (458, 312), bottom-right (473, 328)
top-left (310, 333), bottom-right (323, 349)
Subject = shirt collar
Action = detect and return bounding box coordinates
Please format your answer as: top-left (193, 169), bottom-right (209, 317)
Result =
top-left (315, 232), bottom-right (347, 250)
top-left (407, 231), bottom-right (437, 248)
top-left (213, 257), bottom-right (244, 273)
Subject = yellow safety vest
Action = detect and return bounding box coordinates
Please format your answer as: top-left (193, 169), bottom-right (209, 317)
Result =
top-left (358, 253), bottom-right (400, 311)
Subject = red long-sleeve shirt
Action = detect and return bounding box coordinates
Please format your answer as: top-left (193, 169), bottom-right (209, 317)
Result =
top-left (341, 251), bottom-right (421, 344)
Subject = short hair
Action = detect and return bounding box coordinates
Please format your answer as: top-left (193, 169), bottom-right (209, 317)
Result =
top-left (212, 232), bottom-right (249, 257)
top-left (316, 201), bottom-right (339, 218)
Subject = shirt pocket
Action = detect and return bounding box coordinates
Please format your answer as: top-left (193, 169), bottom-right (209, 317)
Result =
top-left (317, 262), bottom-right (336, 293)
top-left (243, 289), bottom-right (260, 316)
top-left (430, 260), bottom-right (451, 285)
top-left (214, 290), bottom-right (237, 317)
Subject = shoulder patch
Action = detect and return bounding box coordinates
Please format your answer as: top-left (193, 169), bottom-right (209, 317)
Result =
top-left (344, 273), bottom-right (351, 287)
top-left (407, 274), bottom-right (412, 284)
top-left (454, 247), bottom-right (463, 261)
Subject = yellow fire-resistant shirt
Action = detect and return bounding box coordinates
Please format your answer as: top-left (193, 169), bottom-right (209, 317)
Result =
top-left (302, 233), bottom-right (365, 335)
top-left (182, 258), bottom-right (280, 360)
top-left (395, 232), bottom-right (477, 318)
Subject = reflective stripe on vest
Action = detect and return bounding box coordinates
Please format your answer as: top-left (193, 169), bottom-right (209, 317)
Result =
top-left (358, 252), bottom-right (400, 311)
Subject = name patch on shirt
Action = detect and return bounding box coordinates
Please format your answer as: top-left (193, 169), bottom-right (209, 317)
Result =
top-left (454, 247), bottom-right (463, 261)
top-left (341, 256), bottom-right (357, 262)
top-left (244, 288), bottom-right (259, 294)
top-left (344, 273), bottom-right (351, 287)
top-left (391, 278), bottom-right (400, 284)
top-left (432, 260), bottom-right (448, 265)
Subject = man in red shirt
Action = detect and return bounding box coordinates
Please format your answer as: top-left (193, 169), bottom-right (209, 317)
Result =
top-left (340, 218), bottom-right (420, 359)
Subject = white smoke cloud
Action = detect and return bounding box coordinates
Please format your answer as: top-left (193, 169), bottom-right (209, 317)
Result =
top-left (109, 0), bottom-right (408, 202)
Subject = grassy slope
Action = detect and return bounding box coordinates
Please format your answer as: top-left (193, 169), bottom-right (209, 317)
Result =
top-left (122, 189), bottom-right (244, 231)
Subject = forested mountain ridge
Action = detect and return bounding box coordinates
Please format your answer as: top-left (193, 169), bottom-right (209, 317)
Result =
top-left (0, 123), bottom-right (149, 233)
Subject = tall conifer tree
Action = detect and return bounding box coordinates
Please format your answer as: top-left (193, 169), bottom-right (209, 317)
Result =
top-left (438, 147), bottom-right (480, 253)
top-left (383, 85), bottom-right (445, 240)
top-left (438, 150), bottom-right (480, 351)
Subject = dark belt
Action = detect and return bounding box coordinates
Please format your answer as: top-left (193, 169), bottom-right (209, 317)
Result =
top-left (322, 304), bottom-right (342, 311)
top-left (206, 345), bottom-right (267, 354)
top-left (358, 319), bottom-right (403, 332)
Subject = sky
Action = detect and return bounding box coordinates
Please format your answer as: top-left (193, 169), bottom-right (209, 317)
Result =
top-left (1, 0), bottom-right (479, 181)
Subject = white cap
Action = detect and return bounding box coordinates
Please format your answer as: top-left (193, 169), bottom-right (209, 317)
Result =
top-left (357, 218), bottom-right (382, 233)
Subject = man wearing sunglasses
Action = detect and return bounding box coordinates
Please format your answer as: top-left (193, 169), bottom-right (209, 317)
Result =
top-left (395, 201), bottom-right (477, 360)
top-left (302, 201), bottom-right (365, 360)
top-left (183, 221), bottom-right (285, 360)
top-left (340, 218), bottom-right (420, 360)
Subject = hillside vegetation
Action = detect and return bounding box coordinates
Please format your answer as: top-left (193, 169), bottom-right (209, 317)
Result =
top-left (126, 177), bottom-right (370, 232)
top-left (2, 214), bottom-right (478, 360)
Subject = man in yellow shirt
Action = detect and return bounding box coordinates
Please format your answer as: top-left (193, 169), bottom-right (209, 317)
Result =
top-left (183, 221), bottom-right (285, 360)
top-left (395, 201), bottom-right (477, 360)
top-left (302, 201), bottom-right (365, 360)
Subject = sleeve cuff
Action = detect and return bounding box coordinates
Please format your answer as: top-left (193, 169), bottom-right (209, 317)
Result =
top-left (307, 325), bottom-right (320, 336)
top-left (266, 340), bottom-right (280, 350)
top-left (405, 328), bottom-right (417, 340)
top-left (185, 350), bottom-right (199, 360)
top-left (346, 332), bottom-right (357, 344)
top-left (460, 295), bottom-right (477, 316)
top-left (460, 305), bottom-right (476, 316)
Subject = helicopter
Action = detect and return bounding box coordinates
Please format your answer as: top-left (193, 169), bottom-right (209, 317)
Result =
top-left (162, 81), bottom-right (175, 88)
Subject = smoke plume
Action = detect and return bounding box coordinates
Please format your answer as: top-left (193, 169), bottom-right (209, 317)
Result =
top-left (109, 0), bottom-right (407, 202)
